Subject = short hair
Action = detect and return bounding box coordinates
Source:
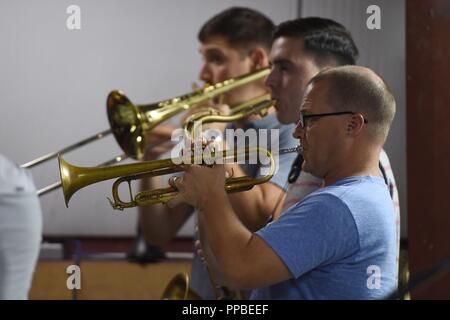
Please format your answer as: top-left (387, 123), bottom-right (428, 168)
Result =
top-left (310, 66), bottom-right (396, 143)
top-left (273, 17), bottom-right (359, 67)
top-left (198, 7), bottom-right (275, 53)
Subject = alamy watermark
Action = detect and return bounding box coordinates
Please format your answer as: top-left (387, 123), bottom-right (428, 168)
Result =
top-left (366, 5), bottom-right (381, 30)
top-left (366, 265), bottom-right (381, 290)
top-left (66, 5), bottom-right (81, 30)
top-left (65, 4), bottom-right (380, 31)
top-left (66, 264), bottom-right (81, 290)
top-left (169, 124), bottom-right (281, 176)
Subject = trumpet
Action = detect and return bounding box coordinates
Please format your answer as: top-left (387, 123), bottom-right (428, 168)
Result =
top-left (59, 146), bottom-right (285, 210)
top-left (36, 154), bottom-right (127, 196)
top-left (107, 67), bottom-right (270, 160)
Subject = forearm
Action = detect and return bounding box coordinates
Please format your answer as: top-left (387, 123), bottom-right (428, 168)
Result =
top-left (226, 163), bottom-right (285, 231)
top-left (199, 191), bottom-right (254, 287)
top-left (171, 163), bottom-right (292, 289)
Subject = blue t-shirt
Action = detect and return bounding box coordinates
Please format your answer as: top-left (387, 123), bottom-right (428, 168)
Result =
top-left (190, 113), bottom-right (298, 299)
top-left (251, 176), bottom-right (398, 300)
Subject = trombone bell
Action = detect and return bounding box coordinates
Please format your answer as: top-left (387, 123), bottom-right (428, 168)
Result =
top-left (107, 90), bottom-right (149, 161)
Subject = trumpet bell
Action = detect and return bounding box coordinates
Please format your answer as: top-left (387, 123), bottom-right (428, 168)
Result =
top-left (161, 273), bottom-right (202, 300)
top-left (58, 155), bottom-right (81, 207)
top-left (58, 153), bottom-right (138, 208)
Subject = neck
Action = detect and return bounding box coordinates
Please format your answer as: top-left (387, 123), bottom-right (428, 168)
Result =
top-left (323, 148), bottom-right (382, 186)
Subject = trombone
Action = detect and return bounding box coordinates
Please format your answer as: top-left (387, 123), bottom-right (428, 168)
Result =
top-left (58, 147), bottom-right (278, 210)
top-left (106, 67), bottom-right (270, 160)
top-left (20, 129), bottom-right (128, 196)
top-left (22, 67), bottom-right (270, 196)
top-left (21, 129), bottom-right (113, 169)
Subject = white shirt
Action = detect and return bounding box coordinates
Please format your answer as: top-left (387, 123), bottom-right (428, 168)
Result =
top-left (0, 154), bottom-right (42, 299)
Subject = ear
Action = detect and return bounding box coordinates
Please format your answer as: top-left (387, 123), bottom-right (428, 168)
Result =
top-left (346, 113), bottom-right (365, 137)
top-left (249, 47), bottom-right (269, 70)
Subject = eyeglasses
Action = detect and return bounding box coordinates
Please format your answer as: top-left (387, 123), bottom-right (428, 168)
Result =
top-left (299, 111), bottom-right (368, 129)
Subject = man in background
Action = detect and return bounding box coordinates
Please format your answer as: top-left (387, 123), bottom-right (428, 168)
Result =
top-left (139, 7), bottom-right (297, 299)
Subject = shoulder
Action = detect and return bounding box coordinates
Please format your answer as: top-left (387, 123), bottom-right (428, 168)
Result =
top-left (283, 191), bottom-right (354, 224)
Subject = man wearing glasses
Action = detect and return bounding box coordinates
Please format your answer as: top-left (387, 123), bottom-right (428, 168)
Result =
top-left (264, 19), bottom-right (400, 284)
top-left (170, 65), bottom-right (398, 299)
top-left (266, 18), bottom-right (399, 220)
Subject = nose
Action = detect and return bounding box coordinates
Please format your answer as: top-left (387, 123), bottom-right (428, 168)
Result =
top-left (293, 122), bottom-right (305, 140)
top-left (199, 63), bottom-right (212, 84)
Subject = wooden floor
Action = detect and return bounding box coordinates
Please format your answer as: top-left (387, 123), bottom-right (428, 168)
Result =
top-left (29, 259), bottom-right (192, 300)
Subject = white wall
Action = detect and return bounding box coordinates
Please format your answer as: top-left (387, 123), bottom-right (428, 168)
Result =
top-left (0, 0), bottom-right (298, 236)
top-left (300, 0), bottom-right (407, 238)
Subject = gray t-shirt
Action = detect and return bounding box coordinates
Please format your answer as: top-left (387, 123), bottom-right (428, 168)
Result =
top-left (190, 113), bottom-right (298, 299)
top-left (251, 176), bottom-right (398, 300)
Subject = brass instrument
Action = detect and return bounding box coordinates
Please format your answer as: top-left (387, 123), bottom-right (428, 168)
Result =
top-left (59, 147), bottom-right (278, 210)
top-left (21, 129), bottom-right (113, 169)
top-left (183, 93), bottom-right (273, 139)
top-left (161, 272), bottom-right (241, 300)
top-left (106, 67), bottom-right (270, 160)
top-left (161, 273), bottom-right (202, 300)
top-left (160, 149), bottom-right (304, 301)
top-left (23, 68), bottom-right (269, 196)
top-left (20, 128), bottom-right (128, 196)
top-left (37, 154), bottom-right (127, 196)
top-left (162, 245), bottom-right (243, 300)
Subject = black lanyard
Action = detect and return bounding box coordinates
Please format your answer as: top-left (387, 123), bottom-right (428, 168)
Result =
top-left (288, 153), bottom-right (304, 184)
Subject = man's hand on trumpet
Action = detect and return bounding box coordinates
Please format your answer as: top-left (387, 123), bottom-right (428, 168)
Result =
top-left (167, 160), bottom-right (230, 209)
